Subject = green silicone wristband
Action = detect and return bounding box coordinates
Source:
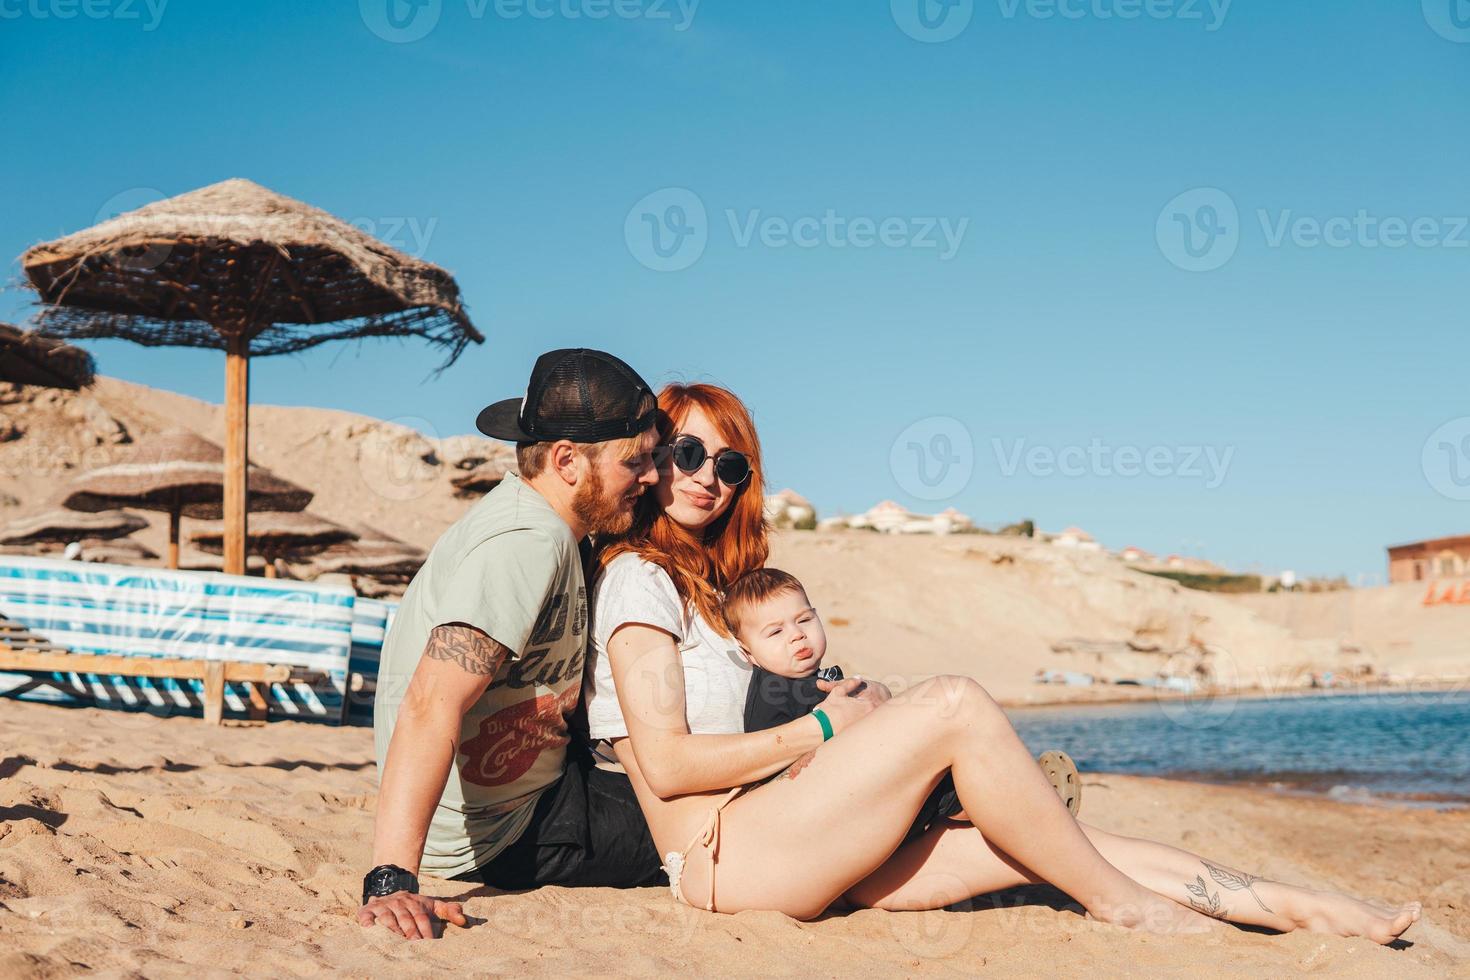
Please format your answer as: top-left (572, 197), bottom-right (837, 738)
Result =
top-left (811, 708), bottom-right (834, 741)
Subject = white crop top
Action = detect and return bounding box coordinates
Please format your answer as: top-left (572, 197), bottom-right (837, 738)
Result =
top-left (586, 553), bottom-right (752, 740)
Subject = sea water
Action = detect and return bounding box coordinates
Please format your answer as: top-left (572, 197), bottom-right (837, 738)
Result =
top-left (1008, 689), bottom-right (1470, 807)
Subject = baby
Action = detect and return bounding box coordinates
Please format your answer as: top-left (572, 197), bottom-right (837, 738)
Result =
top-left (721, 567), bottom-right (1082, 818)
top-left (721, 567), bottom-right (841, 733)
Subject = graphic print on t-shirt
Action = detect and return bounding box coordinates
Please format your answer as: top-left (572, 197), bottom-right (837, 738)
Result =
top-left (459, 685), bottom-right (579, 787)
top-left (528, 591), bottom-right (568, 646)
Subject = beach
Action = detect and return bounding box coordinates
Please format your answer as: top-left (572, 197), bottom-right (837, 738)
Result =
top-left (2, 696), bottom-right (1466, 978)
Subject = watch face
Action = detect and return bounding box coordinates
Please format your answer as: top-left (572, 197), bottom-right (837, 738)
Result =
top-left (368, 867), bottom-right (403, 895)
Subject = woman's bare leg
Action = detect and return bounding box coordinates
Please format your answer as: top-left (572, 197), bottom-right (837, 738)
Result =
top-left (679, 676), bottom-right (1208, 932)
top-left (849, 821), bottom-right (1421, 945)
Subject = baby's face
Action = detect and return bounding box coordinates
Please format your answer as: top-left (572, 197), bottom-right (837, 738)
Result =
top-left (736, 589), bottom-right (828, 678)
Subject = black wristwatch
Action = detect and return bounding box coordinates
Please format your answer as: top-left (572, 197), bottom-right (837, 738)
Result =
top-left (362, 864), bottom-right (418, 905)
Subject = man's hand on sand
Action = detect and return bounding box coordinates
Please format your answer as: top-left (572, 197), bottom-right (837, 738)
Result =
top-left (358, 891), bottom-right (467, 940)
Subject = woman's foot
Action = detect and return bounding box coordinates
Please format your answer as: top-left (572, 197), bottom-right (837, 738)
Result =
top-left (1088, 886), bottom-right (1218, 936)
top-left (1286, 890), bottom-right (1421, 945)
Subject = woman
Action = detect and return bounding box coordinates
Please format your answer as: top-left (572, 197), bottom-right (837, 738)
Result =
top-left (584, 382), bottom-right (1420, 942)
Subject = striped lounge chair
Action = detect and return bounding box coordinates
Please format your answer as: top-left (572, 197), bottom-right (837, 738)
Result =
top-left (346, 597), bottom-right (397, 716)
top-left (0, 555), bottom-right (355, 723)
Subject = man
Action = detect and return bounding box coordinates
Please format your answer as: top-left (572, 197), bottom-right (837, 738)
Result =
top-left (358, 349), bottom-right (662, 940)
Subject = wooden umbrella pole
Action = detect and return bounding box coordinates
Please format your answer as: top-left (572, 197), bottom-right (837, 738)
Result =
top-left (223, 333), bottom-right (250, 576)
top-left (167, 502), bottom-right (181, 570)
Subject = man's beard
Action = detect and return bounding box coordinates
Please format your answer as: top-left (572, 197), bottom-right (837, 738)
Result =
top-left (572, 466), bottom-right (636, 537)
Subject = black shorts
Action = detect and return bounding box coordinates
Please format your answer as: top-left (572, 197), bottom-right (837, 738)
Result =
top-left (905, 772), bottom-right (963, 842)
top-left (454, 747), bottom-right (664, 891)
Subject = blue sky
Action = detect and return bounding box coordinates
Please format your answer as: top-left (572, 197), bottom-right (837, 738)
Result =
top-left (2, 0), bottom-right (1466, 580)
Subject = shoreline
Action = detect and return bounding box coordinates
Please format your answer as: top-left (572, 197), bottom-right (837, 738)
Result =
top-left (999, 677), bottom-right (1470, 711)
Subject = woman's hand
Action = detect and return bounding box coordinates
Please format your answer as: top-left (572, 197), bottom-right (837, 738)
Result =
top-left (815, 676), bottom-right (885, 735)
top-left (357, 891), bottom-right (467, 940)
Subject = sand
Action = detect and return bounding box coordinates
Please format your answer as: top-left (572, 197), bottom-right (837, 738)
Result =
top-left (1, 696), bottom-right (1466, 978)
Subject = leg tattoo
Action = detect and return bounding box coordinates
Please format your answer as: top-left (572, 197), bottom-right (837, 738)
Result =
top-left (1201, 859), bottom-right (1273, 914)
top-left (1185, 874), bottom-right (1225, 918)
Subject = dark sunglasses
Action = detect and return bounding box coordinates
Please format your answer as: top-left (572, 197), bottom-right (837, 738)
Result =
top-left (656, 435), bottom-right (752, 487)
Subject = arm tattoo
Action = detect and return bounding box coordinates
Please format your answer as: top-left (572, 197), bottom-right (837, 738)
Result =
top-left (781, 750), bottom-right (817, 781)
top-left (1185, 860), bottom-right (1272, 919)
top-left (423, 624), bottom-right (509, 677)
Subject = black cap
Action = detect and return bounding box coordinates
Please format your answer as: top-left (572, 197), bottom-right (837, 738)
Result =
top-left (477, 349), bottom-right (657, 443)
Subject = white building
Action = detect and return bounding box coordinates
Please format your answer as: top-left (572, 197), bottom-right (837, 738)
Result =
top-left (765, 488), bottom-right (816, 528)
top-left (1051, 526), bottom-right (1102, 552)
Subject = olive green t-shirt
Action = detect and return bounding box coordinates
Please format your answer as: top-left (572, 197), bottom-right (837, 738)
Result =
top-left (373, 471), bottom-right (587, 878)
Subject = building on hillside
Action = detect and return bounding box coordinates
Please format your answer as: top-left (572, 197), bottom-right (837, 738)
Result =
top-left (765, 488), bottom-right (816, 528)
top-left (1387, 535), bottom-right (1470, 583)
top-left (936, 507), bottom-right (975, 534)
top-left (1050, 526), bottom-right (1102, 552)
top-left (1119, 545), bottom-right (1155, 563)
top-left (849, 500), bottom-right (914, 533)
top-left (842, 500), bottom-right (975, 535)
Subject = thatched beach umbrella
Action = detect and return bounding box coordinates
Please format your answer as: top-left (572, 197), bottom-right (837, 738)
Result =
top-left (189, 510), bottom-right (357, 578)
top-left (0, 323), bottom-right (95, 390)
top-left (63, 429), bottom-right (311, 571)
top-left (302, 525), bottom-right (426, 584)
top-left (22, 177), bottom-right (482, 575)
top-left (80, 537), bottom-right (159, 564)
top-left (450, 456), bottom-right (515, 498)
top-left (0, 507), bottom-right (148, 547)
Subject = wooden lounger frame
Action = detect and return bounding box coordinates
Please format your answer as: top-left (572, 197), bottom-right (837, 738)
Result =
top-left (0, 644), bottom-right (307, 725)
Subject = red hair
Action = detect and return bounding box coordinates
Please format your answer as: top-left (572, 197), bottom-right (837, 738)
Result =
top-left (599, 383), bottom-right (770, 636)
